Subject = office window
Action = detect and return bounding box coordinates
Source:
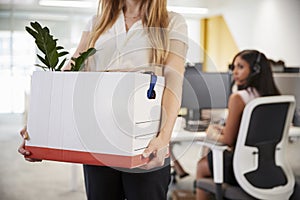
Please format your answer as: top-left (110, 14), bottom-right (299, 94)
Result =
top-left (0, 31), bottom-right (11, 70)
top-left (0, 1), bottom-right (95, 113)
top-left (0, 31), bottom-right (35, 113)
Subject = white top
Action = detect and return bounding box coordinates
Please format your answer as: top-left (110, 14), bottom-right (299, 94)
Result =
top-left (84, 11), bottom-right (188, 71)
top-left (236, 87), bottom-right (260, 104)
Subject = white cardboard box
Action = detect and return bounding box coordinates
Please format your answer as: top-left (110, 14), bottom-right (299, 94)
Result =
top-left (26, 71), bottom-right (164, 168)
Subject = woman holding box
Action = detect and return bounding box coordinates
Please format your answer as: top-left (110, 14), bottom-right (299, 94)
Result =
top-left (18, 0), bottom-right (188, 199)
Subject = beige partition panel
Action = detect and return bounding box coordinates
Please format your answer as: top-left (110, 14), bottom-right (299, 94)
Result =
top-left (200, 15), bottom-right (239, 72)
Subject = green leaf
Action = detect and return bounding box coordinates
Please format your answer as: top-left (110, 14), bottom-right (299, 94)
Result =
top-left (58, 51), bottom-right (69, 57)
top-left (25, 27), bottom-right (38, 39)
top-left (71, 48), bottom-right (96, 71)
top-left (37, 54), bottom-right (49, 68)
top-left (34, 64), bottom-right (48, 71)
top-left (56, 46), bottom-right (64, 50)
top-left (48, 50), bottom-right (59, 69)
top-left (31, 21), bottom-right (42, 31)
top-left (25, 21), bottom-right (69, 71)
top-left (73, 57), bottom-right (84, 71)
top-left (56, 58), bottom-right (68, 71)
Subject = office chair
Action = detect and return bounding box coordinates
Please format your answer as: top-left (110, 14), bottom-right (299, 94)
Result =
top-left (195, 95), bottom-right (296, 200)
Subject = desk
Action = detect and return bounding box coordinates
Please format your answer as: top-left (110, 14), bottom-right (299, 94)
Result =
top-left (171, 125), bottom-right (300, 143)
top-left (171, 129), bottom-right (206, 142)
top-left (289, 126), bottom-right (300, 142)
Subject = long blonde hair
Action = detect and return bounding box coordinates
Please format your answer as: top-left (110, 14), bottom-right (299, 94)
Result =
top-left (88, 0), bottom-right (169, 65)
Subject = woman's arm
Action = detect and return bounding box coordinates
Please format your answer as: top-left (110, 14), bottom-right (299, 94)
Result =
top-left (207, 93), bottom-right (245, 146)
top-left (142, 40), bottom-right (187, 169)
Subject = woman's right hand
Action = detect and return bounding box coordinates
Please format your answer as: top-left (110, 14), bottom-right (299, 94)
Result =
top-left (18, 126), bottom-right (42, 162)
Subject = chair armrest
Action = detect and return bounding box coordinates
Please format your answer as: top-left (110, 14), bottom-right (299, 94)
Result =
top-left (197, 140), bottom-right (229, 184)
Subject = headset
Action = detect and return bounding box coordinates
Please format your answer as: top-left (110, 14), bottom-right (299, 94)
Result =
top-left (231, 51), bottom-right (262, 90)
top-left (252, 52), bottom-right (261, 75)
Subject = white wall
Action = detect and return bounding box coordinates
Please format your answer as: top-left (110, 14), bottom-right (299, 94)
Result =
top-left (185, 18), bottom-right (203, 63)
top-left (219, 0), bottom-right (300, 67)
top-left (184, 0), bottom-right (300, 67)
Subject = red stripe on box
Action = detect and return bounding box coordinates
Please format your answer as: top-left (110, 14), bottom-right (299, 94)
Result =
top-left (25, 146), bottom-right (149, 168)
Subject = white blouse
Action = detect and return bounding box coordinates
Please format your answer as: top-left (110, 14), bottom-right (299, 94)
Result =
top-left (236, 87), bottom-right (260, 104)
top-left (84, 11), bottom-right (188, 71)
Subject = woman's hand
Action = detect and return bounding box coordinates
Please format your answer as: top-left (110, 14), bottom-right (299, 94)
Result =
top-left (206, 124), bottom-right (223, 141)
top-left (18, 126), bottom-right (42, 162)
top-left (140, 135), bottom-right (169, 170)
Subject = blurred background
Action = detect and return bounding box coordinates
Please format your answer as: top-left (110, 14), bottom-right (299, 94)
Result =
top-left (0, 0), bottom-right (299, 114)
top-left (0, 0), bottom-right (299, 199)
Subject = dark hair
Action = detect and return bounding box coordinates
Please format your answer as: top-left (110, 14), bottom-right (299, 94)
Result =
top-left (230, 49), bottom-right (280, 96)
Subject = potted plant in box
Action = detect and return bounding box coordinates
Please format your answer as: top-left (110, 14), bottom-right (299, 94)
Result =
top-left (25, 21), bottom-right (96, 71)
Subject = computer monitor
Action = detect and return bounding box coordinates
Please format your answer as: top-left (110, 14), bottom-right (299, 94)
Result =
top-left (181, 67), bottom-right (232, 130)
top-left (273, 73), bottom-right (300, 126)
top-left (273, 73), bottom-right (300, 108)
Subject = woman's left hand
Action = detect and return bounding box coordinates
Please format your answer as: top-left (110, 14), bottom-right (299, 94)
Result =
top-left (206, 124), bottom-right (223, 141)
top-left (139, 136), bottom-right (169, 170)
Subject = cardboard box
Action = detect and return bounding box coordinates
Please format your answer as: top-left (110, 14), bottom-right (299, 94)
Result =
top-left (26, 71), bottom-right (164, 168)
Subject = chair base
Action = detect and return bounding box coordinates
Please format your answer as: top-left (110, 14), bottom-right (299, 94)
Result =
top-left (290, 179), bottom-right (300, 200)
top-left (196, 178), bottom-right (256, 200)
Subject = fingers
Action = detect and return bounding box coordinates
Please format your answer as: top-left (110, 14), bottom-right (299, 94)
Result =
top-left (142, 146), bottom-right (154, 158)
top-left (140, 158), bottom-right (164, 170)
top-left (20, 127), bottom-right (29, 140)
top-left (142, 138), bottom-right (157, 158)
top-left (18, 126), bottom-right (41, 162)
top-left (18, 140), bottom-right (42, 162)
top-left (18, 126), bottom-right (30, 156)
top-left (213, 124), bottom-right (223, 132)
top-left (25, 158), bottom-right (42, 162)
top-left (140, 146), bottom-right (169, 170)
top-left (206, 124), bottom-right (222, 137)
top-left (141, 136), bottom-right (170, 169)
top-left (18, 140), bottom-right (30, 156)
top-left (142, 137), bottom-right (168, 158)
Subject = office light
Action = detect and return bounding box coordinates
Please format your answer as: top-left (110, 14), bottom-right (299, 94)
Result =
top-left (38, 1), bottom-right (208, 14)
top-left (39, 0), bottom-right (94, 8)
top-left (167, 6), bottom-right (208, 15)
top-left (28, 13), bottom-right (69, 21)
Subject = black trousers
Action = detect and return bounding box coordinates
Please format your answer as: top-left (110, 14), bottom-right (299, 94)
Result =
top-left (207, 150), bottom-right (238, 185)
top-left (83, 160), bottom-right (171, 200)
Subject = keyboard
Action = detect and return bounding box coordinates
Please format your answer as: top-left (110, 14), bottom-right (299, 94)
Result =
top-left (184, 124), bottom-right (208, 132)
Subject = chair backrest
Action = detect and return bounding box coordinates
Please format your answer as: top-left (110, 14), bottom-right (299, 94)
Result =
top-left (233, 95), bottom-right (296, 200)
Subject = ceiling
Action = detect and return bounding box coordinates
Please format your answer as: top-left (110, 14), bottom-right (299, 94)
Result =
top-left (168, 0), bottom-right (228, 9)
top-left (0, 0), bottom-right (227, 7)
top-left (0, 0), bottom-right (230, 19)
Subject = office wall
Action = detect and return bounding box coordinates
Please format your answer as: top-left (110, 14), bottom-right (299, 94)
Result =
top-left (185, 0), bottom-right (300, 67)
top-left (185, 18), bottom-right (202, 64)
top-left (219, 0), bottom-right (300, 67)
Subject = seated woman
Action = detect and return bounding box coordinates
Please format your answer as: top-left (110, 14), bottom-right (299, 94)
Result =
top-left (196, 49), bottom-right (280, 200)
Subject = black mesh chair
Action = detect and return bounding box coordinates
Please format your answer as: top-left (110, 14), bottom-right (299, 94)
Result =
top-left (196, 95), bottom-right (296, 200)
